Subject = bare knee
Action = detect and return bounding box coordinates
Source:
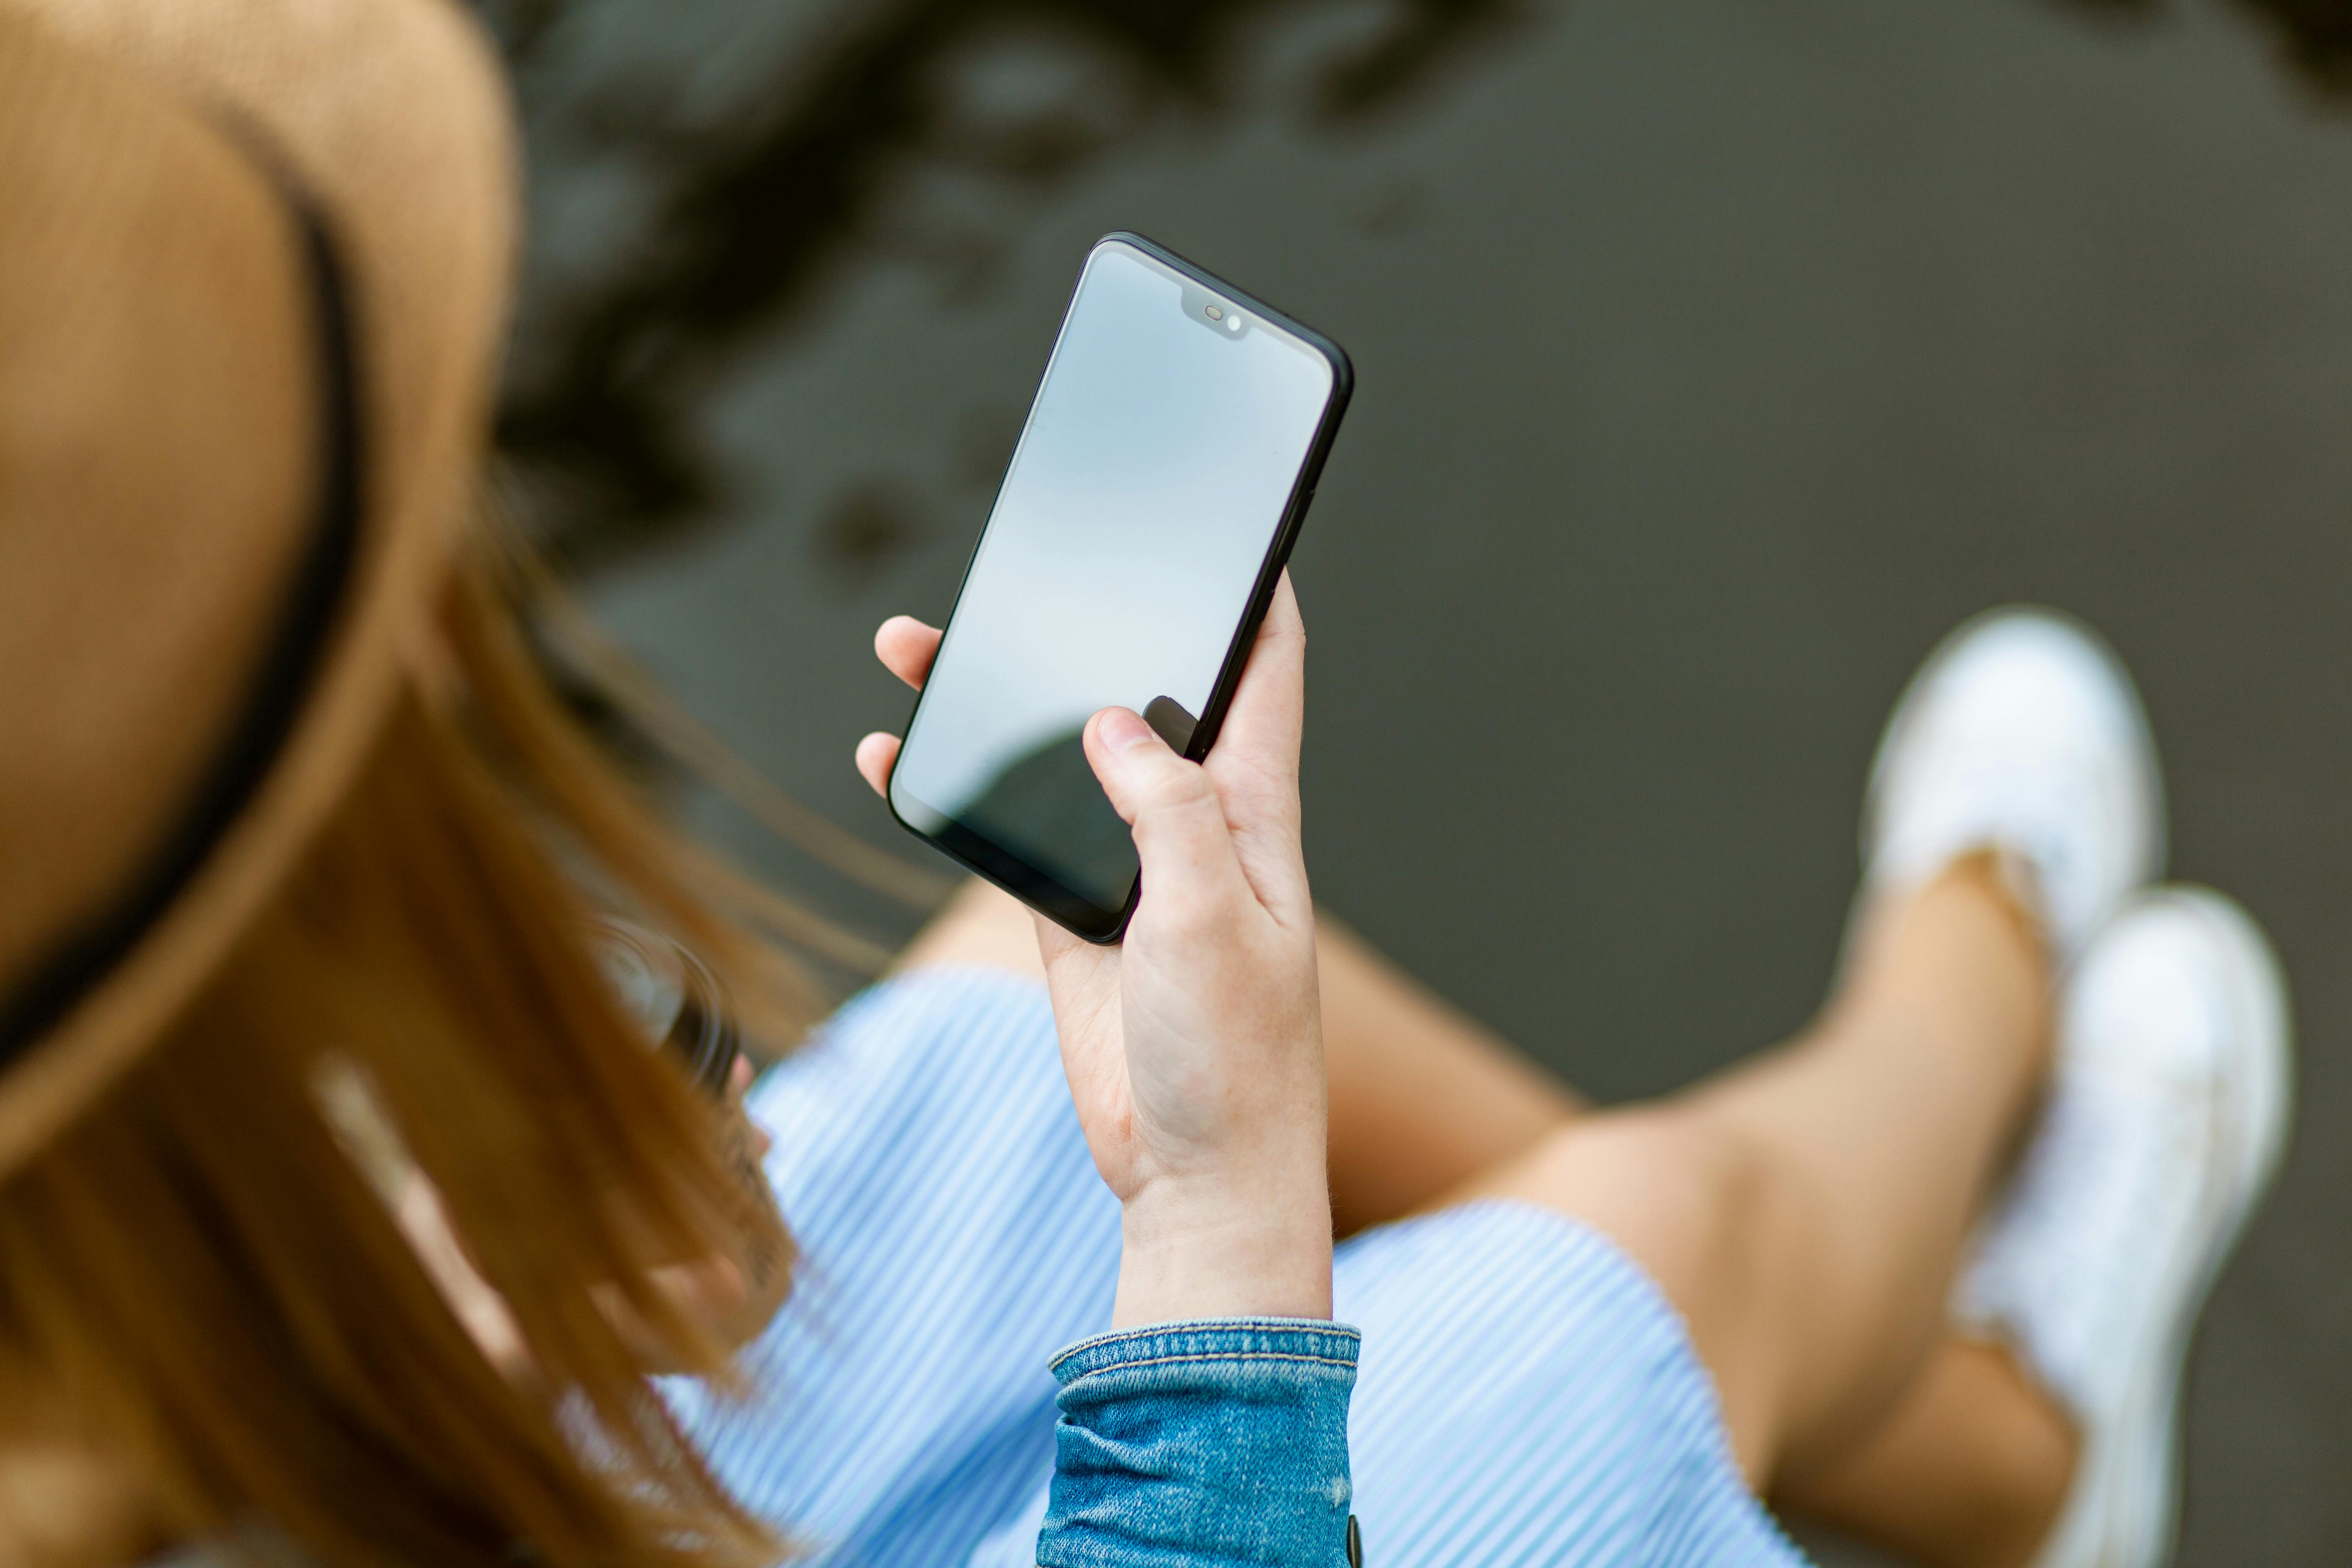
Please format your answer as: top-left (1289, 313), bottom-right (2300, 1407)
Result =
top-left (1465, 1108), bottom-right (1807, 1482)
top-left (1480, 1111), bottom-right (1786, 1308)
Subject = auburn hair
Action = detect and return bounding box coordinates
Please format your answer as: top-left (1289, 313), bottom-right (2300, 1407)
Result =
top-left (0, 528), bottom-right (886, 1568)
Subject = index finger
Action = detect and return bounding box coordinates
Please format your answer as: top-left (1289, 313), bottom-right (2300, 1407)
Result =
top-left (875, 616), bottom-right (942, 690)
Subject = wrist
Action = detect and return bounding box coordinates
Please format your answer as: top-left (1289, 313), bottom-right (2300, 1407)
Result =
top-left (1112, 1173), bottom-right (1333, 1327)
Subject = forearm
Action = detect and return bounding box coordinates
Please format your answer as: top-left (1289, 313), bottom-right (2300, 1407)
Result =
top-left (1112, 1162), bottom-right (1333, 1328)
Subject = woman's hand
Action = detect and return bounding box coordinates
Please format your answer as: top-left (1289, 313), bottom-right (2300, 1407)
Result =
top-left (856, 576), bottom-right (1331, 1326)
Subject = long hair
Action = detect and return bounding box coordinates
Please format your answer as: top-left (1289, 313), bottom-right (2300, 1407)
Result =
top-left (0, 531), bottom-right (874, 1568)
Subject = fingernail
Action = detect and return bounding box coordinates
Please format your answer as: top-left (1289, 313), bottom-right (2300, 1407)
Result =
top-left (1095, 706), bottom-right (1158, 752)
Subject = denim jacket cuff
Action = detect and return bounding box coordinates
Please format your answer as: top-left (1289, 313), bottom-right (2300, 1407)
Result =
top-left (1037, 1317), bottom-right (1360, 1568)
top-left (1047, 1317), bottom-right (1363, 1382)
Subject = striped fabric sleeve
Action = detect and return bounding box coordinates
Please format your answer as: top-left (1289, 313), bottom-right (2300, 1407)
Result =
top-left (1036, 1318), bottom-right (1359, 1568)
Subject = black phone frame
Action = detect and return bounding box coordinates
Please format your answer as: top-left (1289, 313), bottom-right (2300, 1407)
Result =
top-left (884, 230), bottom-right (1354, 943)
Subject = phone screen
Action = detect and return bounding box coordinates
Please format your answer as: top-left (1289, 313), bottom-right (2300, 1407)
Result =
top-left (889, 235), bottom-right (1348, 938)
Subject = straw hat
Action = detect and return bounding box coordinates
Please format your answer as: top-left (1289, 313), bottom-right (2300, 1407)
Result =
top-left (0, 0), bottom-right (517, 1174)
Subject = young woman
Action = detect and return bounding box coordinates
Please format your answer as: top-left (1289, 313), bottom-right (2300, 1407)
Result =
top-left (0, 2), bottom-right (2289, 1566)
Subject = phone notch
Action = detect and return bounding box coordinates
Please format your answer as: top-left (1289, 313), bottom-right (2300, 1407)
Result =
top-left (1179, 278), bottom-right (1249, 340)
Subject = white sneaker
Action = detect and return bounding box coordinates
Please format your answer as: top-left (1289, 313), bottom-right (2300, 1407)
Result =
top-left (1861, 609), bottom-right (2164, 965)
top-left (1957, 888), bottom-right (2294, 1568)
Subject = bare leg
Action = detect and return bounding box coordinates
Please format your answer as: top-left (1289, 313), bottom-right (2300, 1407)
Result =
top-left (1452, 857), bottom-right (2074, 1545)
top-left (899, 873), bottom-right (2073, 1561)
top-left (892, 877), bottom-right (1052, 980)
top-left (1313, 915), bottom-right (1581, 1233)
top-left (1777, 1337), bottom-right (2077, 1568)
top-left (895, 881), bottom-right (1581, 1235)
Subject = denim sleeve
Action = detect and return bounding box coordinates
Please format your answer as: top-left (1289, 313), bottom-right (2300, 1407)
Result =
top-left (1035, 1317), bottom-right (1360, 1568)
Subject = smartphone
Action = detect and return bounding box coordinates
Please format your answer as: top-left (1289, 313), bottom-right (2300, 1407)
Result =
top-left (887, 232), bottom-right (1352, 942)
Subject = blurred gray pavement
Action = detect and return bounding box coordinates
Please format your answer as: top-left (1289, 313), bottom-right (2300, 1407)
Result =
top-left (502, 0), bottom-right (2352, 1559)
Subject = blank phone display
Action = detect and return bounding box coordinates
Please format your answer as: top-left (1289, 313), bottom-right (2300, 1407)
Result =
top-left (890, 240), bottom-right (1337, 920)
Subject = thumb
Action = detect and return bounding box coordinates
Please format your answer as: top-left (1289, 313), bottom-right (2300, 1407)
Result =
top-left (1084, 707), bottom-right (1249, 911)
